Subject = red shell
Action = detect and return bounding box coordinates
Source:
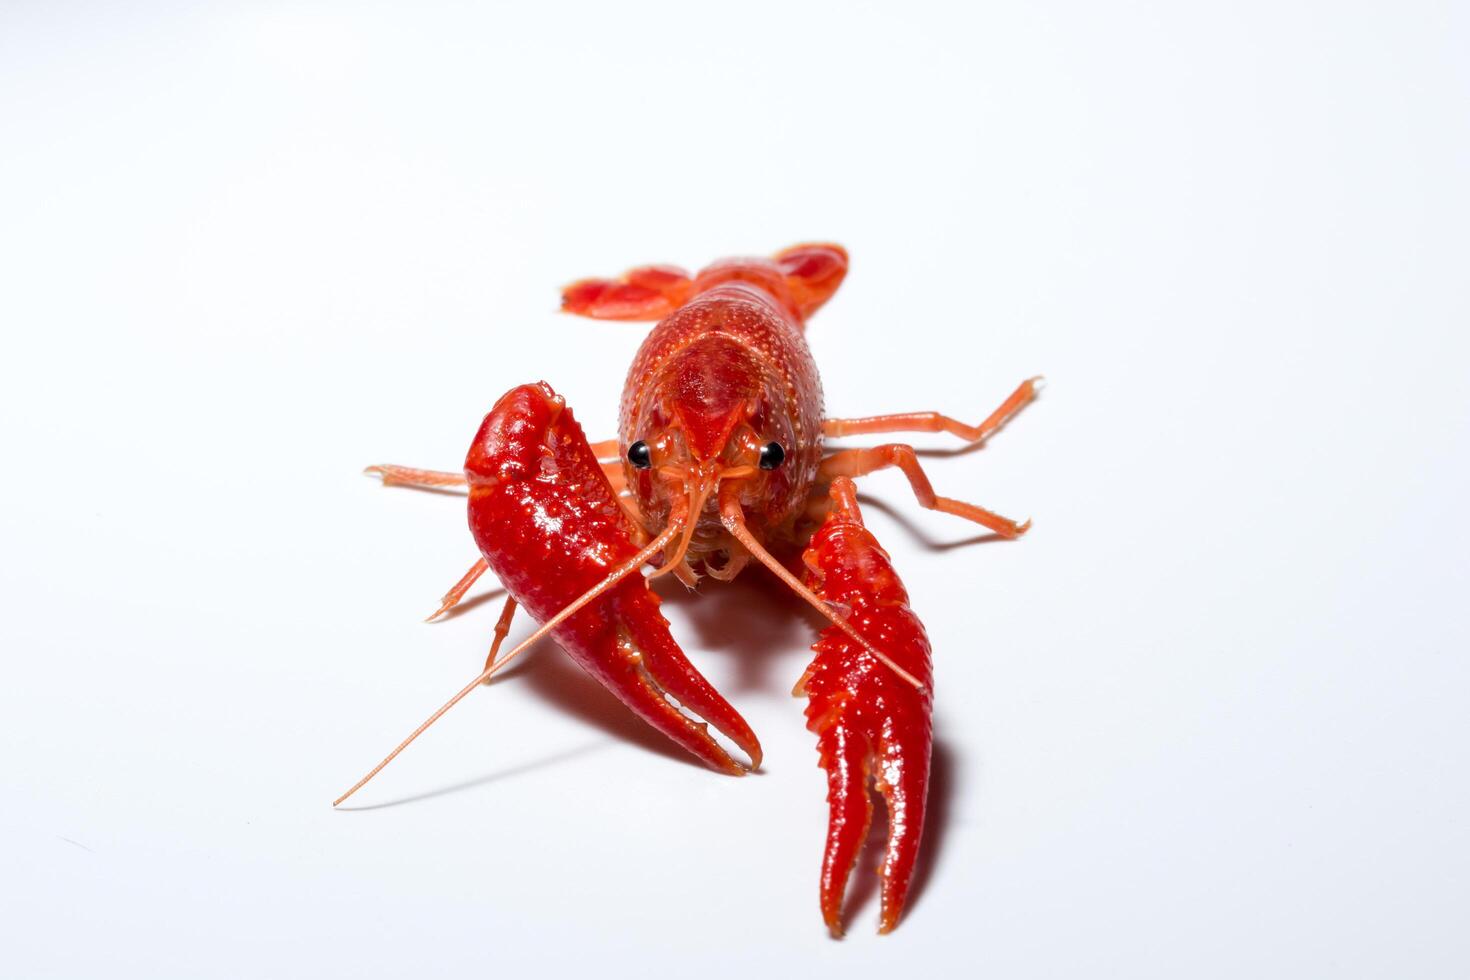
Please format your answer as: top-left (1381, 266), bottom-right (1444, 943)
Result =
top-left (619, 270), bottom-right (825, 550)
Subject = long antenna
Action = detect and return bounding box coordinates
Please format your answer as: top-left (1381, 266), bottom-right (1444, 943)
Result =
top-left (718, 487), bottom-right (927, 694)
top-left (332, 520), bottom-right (682, 807)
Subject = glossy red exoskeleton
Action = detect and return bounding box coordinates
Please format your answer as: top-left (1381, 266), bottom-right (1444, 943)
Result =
top-left (339, 244), bottom-right (1039, 936)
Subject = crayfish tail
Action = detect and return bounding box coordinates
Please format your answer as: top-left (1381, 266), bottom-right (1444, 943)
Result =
top-left (561, 264), bottom-right (692, 321)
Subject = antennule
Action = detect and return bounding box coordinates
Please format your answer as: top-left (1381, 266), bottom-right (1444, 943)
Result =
top-left (650, 477), bottom-right (714, 579)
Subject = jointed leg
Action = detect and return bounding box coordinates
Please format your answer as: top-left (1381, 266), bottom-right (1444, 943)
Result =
top-left (823, 376), bottom-right (1041, 443)
top-left (425, 558), bottom-right (492, 622)
top-left (479, 595), bottom-right (518, 685)
top-left (365, 465), bottom-right (467, 489)
top-left (369, 440), bottom-right (618, 489)
top-left (819, 445), bottom-right (1030, 538)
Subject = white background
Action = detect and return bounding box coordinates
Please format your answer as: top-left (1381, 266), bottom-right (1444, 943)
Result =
top-left (3, 2), bottom-right (1466, 977)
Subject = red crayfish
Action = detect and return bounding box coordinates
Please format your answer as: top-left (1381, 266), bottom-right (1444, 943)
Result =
top-left (335, 244), bottom-right (1039, 936)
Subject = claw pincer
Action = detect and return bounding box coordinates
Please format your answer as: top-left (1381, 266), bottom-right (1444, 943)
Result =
top-left (464, 382), bottom-right (761, 774)
top-left (800, 477), bottom-right (934, 936)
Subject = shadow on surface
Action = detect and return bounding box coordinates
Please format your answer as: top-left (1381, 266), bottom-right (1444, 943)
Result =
top-left (367, 480), bottom-right (468, 498)
top-left (660, 571), bottom-right (819, 695)
top-left (855, 494), bottom-right (1014, 552)
top-left (335, 741), bottom-right (610, 811)
top-left (902, 738), bottom-right (957, 920)
top-left (909, 439), bottom-right (991, 461)
top-left (504, 639), bottom-right (711, 771)
top-left (431, 586), bottom-right (506, 622)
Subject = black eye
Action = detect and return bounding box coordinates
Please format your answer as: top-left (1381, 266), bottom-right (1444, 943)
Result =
top-left (627, 440), bottom-right (652, 469)
top-left (758, 441), bottom-right (786, 470)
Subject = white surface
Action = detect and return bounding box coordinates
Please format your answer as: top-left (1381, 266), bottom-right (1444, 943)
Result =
top-left (3, 3), bottom-right (1467, 977)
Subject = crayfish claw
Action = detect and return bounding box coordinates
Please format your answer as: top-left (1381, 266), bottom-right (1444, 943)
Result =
top-left (802, 477), bottom-right (934, 936)
top-left (466, 382), bottom-right (760, 776)
top-left (605, 593), bottom-right (763, 774)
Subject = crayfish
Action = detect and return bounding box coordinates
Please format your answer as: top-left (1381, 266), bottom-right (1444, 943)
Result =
top-left (335, 244), bottom-right (1039, 936)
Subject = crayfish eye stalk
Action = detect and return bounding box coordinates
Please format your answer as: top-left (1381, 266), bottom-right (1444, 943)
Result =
top-left (716, 481), bottom-right (928, 695)
top-left (626, 440), bottom-right (652, 469)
